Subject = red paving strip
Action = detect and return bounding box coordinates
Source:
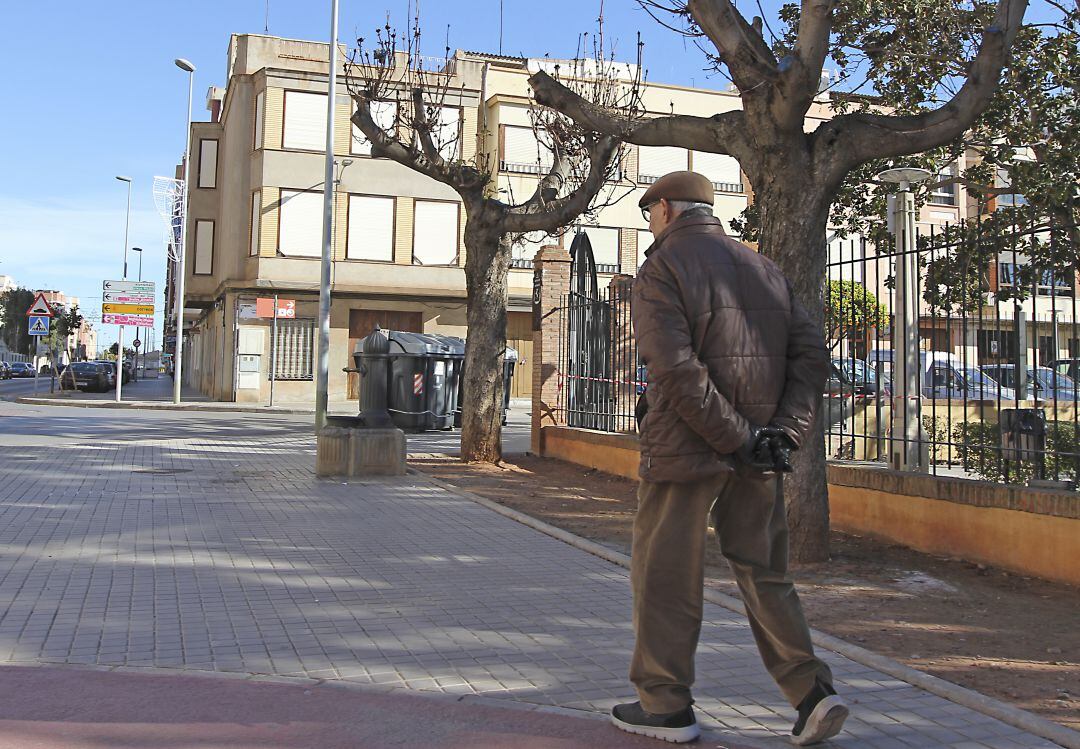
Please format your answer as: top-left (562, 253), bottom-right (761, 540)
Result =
top-left (0, 666), bottom-right (759, 749)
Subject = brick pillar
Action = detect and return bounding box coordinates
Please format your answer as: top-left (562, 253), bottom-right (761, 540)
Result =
top-left (531, 244), bottom-right (572, 455)
top-left (608, 274), bottom-right (637, 432)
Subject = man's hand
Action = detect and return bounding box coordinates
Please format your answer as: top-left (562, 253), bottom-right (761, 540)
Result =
top-left (737, 426), bottom-right (798, 472)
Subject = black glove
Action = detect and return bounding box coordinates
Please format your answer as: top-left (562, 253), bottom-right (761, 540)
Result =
top-left (762, 427), bottom-right (797, 473)
top-left (737, 425), bottom-right (776, 471)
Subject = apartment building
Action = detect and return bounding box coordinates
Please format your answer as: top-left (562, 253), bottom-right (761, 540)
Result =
top-left (174, 32), bottom-right (972, 404)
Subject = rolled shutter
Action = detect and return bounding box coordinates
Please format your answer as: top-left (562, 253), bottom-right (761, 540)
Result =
top-left (637, 146), bottom-right (687, 181)
top-left (413, 201), bottom-right (459, 265)
top-left (279, 189), bottom-right (323, 257)
top-left (347, 195), bottom-right (395, 261)
top-left (283, 91), bottom-right (327, 151)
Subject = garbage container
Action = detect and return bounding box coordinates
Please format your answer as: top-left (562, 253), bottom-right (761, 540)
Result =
top-left (1000, 408), bottom-right (1047, 464)
top-left (383, 331), bottom-right (460, 432)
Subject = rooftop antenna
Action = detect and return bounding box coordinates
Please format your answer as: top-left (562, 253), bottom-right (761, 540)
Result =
top-left (264, 0), bottom-right (269, 33)
top-left (499, 0), bottom-right (504, 55)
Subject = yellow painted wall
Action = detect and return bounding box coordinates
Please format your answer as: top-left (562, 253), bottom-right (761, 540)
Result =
top-left (830, 484), bottom-right (1080, 587)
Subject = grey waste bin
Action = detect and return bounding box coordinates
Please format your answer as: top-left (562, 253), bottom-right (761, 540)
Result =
top-left (384, 331), bottom-right (460, 432)
top-left (450, 345), bottom-right (519, 427)
top-left (426, 334), bottom-right (466, 429)
top-left (1000, 408), bottom-right (1047, 462)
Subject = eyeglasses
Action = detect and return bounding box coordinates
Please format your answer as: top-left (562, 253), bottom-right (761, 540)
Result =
top-left (641, 202), bottom-right (658, 222)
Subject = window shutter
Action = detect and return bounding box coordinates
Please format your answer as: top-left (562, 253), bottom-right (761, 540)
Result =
top-left (413, 201), bottom-right (459, 265)
top-left (254, 91), bottom-right (265, 149)
top-left (347, 195), bottom-right (395, 261)
top-left (431, 106), bottom-right (461, 160)
top-left (273, 319), bottom-right (315, 380)
top-left (691, 151), bottom-right (741, 191)
top-left (580, 227), bottom-right (619, 269)
top-left (279, 190), bottom-right (323, 257)
top-left (198, 140), bottom-right (218, 188)
top-left (352, 100), bottom-right (396, 155)
top-left (502, 126), bottom-right (553, 173)
top-left (283, 91), bottom-right (327, 151)
top-left (637, 146), bottom-right (687, 182)
top-left (637, 230), bottom-right (653, 268)
top-left (193, 220), bottom-right (214, 275)
top-left (511, 230), bottom-right (546, 267)
top-left (250, 191), bottom-right (261, 257)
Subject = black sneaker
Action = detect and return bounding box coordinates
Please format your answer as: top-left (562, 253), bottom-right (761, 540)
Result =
top-left (611, 701), bottom-right (700, 743)
top-left (792, 679), bottom-right (849, 745)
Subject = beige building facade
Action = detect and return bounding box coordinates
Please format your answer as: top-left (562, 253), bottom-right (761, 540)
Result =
top-left (175, 33), bottom-right (966, 405)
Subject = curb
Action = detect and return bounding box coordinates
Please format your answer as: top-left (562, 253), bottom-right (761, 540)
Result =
top-left (413, 467), bottom-right (1080, 749)
top-left (13, 395), bottom-right (315, 415)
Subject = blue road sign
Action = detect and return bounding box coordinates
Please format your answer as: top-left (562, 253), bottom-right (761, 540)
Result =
top-left (28, 316), bottom-right (50, 336)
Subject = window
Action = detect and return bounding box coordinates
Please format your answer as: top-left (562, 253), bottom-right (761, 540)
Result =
top-left (510, 230), bottom-right (547, 268)
top-left (413, 201), bottom-right (459, 265)
top-left (577, 226), bottom-right (620, 271)
top-left (637, 230), bottom-right (653, 268)
top-left (691, 151), bottom-right (742, 193)
top-left (347, 195), bottom-right (395, 261)
top-left (254, 91), bottom-right (265, 149)
top-left (197, 140), bottom-right (218, 189)
top-left (249, 191), bottom-right (261, 257)
top-left (429, 106), bottom-right (461, 161)
top-left (352, 100), bottom-right (396, 156)
top-left (977, 329), bottom-right (1018, 360)
top-left (637, 146), bottom-right (687, 183)
top-left (272, 319), bottom-right (315, 380)
top-left (929, 163), bottom-right (956, 206)
top-left (278, 189), bottom-right (322, 257)
top-left (502, 125), bottom-right (554, 174)
top-left (193, 220), bottom-right (214, 275)
top-left (995, 167), bottom-right (1027, 209)
top-left (283, 90), bottom-right (327, 151)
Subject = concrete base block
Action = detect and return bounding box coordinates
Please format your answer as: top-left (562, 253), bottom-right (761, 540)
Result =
top-left (316, 427), bottom-right (406, 477)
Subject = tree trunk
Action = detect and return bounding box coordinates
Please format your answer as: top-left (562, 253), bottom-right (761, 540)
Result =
top-left (460, 225), bottom-right (512, 463)
top-left (755, 171), bottom-right (834, 563)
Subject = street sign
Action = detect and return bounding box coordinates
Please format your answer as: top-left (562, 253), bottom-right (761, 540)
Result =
top-left (28, 316), bottom-right (50, 336)
top-left (102, 303), bottom-right (154, 315)
top-left (102, 313), bottom-right (154, 328)
top-left (102, 292), bottom-right (154, 304)
top-left (132, 339), bottom-right (142, 349)
top-left (256, 297), bottom-right (296, 319)
top-left (103, 279), bottom-right (155, 293)
top-left (26, 292), bottom-right (55, 317)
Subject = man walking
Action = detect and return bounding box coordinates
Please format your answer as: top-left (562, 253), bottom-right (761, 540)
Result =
top-left (611, 171), bottom-right (848, 745)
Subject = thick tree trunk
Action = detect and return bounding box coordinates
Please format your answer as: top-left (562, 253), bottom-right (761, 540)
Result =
top-left (755, 170), bottom-right (833, 563)
top-left (460, 225), bottom-right (512, 463)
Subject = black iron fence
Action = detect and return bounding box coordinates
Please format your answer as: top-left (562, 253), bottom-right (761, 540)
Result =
top-left (827, 212), bottom-right (1080, 487)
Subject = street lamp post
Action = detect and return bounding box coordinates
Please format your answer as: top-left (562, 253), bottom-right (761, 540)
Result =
top-left (115, 175), bottom-right (132, 403)
top-left (877, 167), bottom-right (932, 472)
top-left (132, 247), bottom-right (143, 381)
top-left (173, 57), bottom-right (196, 404)
top-left (315, 0), bottom-right (340, 432)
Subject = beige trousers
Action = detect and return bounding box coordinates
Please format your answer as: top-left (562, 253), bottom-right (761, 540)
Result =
top-left (630, 468), bottom-right (832, 713)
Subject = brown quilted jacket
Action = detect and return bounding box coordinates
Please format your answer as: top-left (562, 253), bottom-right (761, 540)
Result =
top-left (632, 212), bottom-right (828, 482)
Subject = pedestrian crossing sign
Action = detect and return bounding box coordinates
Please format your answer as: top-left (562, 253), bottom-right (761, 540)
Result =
top-left (28, 316), bottom-right (50, 336)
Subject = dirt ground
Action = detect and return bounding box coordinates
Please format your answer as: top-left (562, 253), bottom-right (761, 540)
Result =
top-left (411, 453), bottom-right (1080, 732)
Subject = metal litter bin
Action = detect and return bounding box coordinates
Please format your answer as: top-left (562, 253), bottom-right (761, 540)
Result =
top-left (384, 331), bottom-right (459, 432)
top-left (426, 334), bottom-right (465, 429)
top-left (502, 346), bottom-right (519, 425)
top-left (1001, 407), bottom-right (1047, 480)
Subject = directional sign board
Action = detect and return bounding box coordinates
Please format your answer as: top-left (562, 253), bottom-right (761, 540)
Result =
top-left (102, 313), bottom-right (154, 328)
top-left (103, 279), bottom-right (155, 294)
top-left (26, 292), bottom-right (55, 317)
top-left (255, 298), bottom-right (296, 319)
top-left (102, 292), bottom-right (154, 304)
top-left (102, 303), bottom-right (154, 315)
top-left (28, 316), bottom-right (50, 336)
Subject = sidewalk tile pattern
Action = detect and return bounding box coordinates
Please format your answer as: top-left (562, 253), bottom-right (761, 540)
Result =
top-left (0, 436), bottom-right (1059, 748)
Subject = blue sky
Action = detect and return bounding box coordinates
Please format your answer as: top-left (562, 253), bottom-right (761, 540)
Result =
top-left (0, 1), bottom-right (1058, 350)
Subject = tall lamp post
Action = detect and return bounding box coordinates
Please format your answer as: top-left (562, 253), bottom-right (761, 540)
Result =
top-left (315, 0), bottom-right (340, 431)
top-left (877, 167), bottom-right (932, 471)
top-left (132, 246), bottom-right (143, 381)
top-left (173, 57), bottom-right (196, 404)
top-left (115, 175), bottom-right (133, 403)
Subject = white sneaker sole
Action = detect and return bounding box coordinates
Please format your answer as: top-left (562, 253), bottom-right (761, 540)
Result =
top-left (791, 695), bottom-right (849, 746)
top-left (611, 714), bottom-right (701, 743)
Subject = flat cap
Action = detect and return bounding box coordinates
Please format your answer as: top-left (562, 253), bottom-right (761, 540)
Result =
top-left (638, 170), bottom-right (714, 208)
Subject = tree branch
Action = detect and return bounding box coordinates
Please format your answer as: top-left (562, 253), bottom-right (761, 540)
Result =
top-left (827, 0), bottom-right (1030, 177)
top-left (528, 69), bottom-right (747, 156)
top-left (788, 0), bottom-right (835, 111)
top-left (502, 136), bottom-right (622, 233)
top-left (686, 0), bottom-right (779, 92)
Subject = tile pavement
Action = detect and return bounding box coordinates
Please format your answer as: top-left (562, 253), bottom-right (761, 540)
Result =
top-left (0, 434), bottom-right (1064, 748)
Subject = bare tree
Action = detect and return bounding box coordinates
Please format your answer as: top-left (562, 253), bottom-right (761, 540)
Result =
top-left (529, 0), bottom-right (1030, 561)
top-left (346, 17), bottom-right (641, 463)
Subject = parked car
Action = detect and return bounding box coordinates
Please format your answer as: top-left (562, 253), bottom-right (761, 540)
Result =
top-left (0, 362), bottom-right (10, 380)
top-left (981, 364), bottom-right (1080, 402)
top-left (832, 357), bottom-right (892, 397)
top-left (69, 362), bottom-right (110, 392)
top-left (93, 361), bottom-right (118, 388)
top-left (920, 352), bottom-right (1016, 401)
top-left (9, 362), bottom-right (34, 378)
top-left (1047, 358), bottom-right (1080, 382)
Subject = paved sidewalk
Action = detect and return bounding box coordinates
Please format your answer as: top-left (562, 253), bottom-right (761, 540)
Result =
top-left (0, 432), bottom-right (1070, 747)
